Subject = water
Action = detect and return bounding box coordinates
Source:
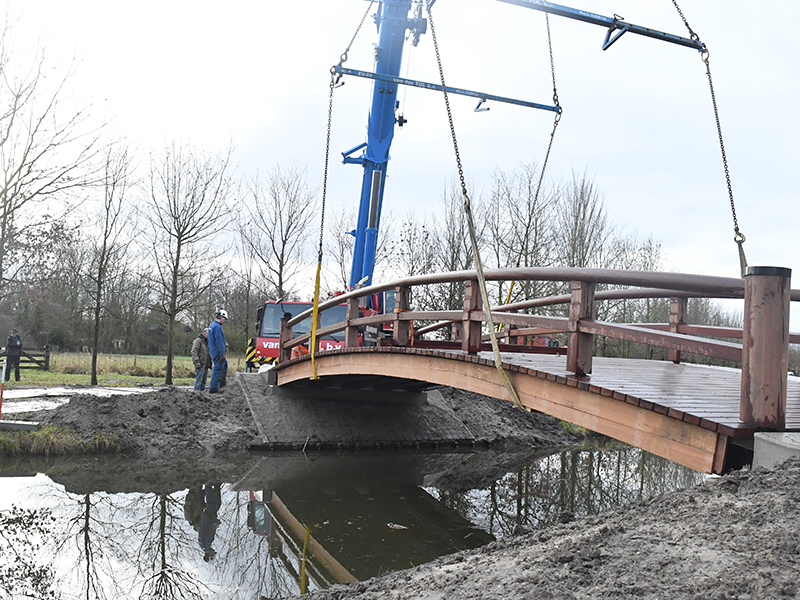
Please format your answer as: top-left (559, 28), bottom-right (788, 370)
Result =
top-left (0, 446), bottom-right (703, 599)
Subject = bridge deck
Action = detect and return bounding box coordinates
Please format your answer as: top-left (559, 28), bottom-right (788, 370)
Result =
top-left (483, 352), bottom-right (800, 439)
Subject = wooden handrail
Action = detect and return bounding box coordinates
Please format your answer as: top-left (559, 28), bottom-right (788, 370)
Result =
top-left (280, 267), bottom-right (799, 369)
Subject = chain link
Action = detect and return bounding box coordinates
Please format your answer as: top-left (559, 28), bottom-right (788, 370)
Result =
top-left (320, 0), bottom-right (376, 254)
top-left (339, 0), bottom-right (375, 67)
top-left (424, 2), bottom-right (467, 202)
top-left (425, 0), bottom-right (524, 410)
top-left (672, 0), bottom-right (745, 272)
top-left (532, 14), bottom-right (561, 215)
top-left (670, 0), bottom-right (699, 42)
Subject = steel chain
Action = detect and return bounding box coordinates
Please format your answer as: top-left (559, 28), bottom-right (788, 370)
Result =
top-left (533, 14), bottom-right (561, 215)
top-left (672, 0), bottom-right (745, 275)
top-left (320, 0), bottom-right (376, 253)
top-left (670, 0), bottom-right (699, 42)
top-left (425, 0), bottom-right (524, 410)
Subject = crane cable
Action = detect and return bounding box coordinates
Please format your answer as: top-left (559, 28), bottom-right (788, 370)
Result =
top-left (425, 0), bottom-right (524, 410)
top-left (671, 0), bottom-right (747, 277)
top-left (310, 1), bottom-right (375, 379)
top-left (500, 13), bottom-right (562, 332)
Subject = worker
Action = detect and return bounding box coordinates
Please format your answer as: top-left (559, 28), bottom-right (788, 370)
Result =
top-left (208, 310), bottom-right (228, 394)
top-left (4, 328), bottom-right (22, 382)
top-left (291, 343), bottom-right (310, 360)
top-left (191, 328), bottom-right (211, 391)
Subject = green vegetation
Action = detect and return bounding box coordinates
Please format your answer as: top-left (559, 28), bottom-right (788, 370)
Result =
top-left (0, 425), bottom-right (134, 456)
top-left (1, 352), bottom-right (247, 388)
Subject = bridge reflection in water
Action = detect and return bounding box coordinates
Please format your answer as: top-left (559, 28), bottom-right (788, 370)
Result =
top-left (2, 447), bottom-right (703, 599)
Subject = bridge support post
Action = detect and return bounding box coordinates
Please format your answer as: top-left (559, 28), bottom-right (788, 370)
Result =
top-left (566, 281), bottom-right (595, 376)
top-left (279, 316), bottom-right (294, 363)
top-left (741, 266), bottom-right (791, 429)
top-left (669, 297), bottom-right (687, 364)
top-left (462, 280), bottom-right (482, 354)
top-left (393, 286), bottom-right (411, 346)
top-left (345, 298), bottom-right (360, 348)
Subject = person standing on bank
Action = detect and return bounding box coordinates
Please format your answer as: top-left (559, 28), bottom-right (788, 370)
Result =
top-left (191, 328), bottom-right (210, 391)
top-left (4, 328), bottom-right (22, 382)
top-left (208, 310), bottom-right (228, 394)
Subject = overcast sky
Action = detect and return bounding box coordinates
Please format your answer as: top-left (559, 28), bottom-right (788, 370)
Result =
top-left (6, 0), bottom-right (800, 323)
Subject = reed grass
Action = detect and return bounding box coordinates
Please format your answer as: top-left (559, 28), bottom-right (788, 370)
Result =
top-left (0, 426), bottom-right (135, 456)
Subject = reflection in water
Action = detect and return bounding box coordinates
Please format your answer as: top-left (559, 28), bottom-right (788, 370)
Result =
top-left (0, 446), bottom-right (703, 599)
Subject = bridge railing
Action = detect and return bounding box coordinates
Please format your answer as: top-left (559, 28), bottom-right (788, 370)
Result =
top-left (280, 267), bottom-right (796, 428)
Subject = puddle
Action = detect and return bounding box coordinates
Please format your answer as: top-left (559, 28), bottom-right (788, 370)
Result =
top-left (0, 446), bottom-right (703, 598)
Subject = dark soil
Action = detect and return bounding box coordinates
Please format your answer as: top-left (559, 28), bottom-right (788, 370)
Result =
top-left (34, 377), bottom-right (577, 455)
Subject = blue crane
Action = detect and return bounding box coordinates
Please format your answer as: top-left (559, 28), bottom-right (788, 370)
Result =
top-left (338, 0), bottom-right (704, 291)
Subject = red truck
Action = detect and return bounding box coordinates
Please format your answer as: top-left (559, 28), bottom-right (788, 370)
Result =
top-left (245, 293), bottom-right (395, 371)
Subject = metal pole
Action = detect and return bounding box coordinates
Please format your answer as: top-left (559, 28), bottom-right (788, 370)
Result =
top-left (0, 358), bottom-right (7, 421)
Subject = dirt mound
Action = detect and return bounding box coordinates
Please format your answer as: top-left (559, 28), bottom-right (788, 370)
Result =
top-left (37, 377), bottom-right (576, 455)
top-left (293, 458), bottom-right (800, 600)
top-left (44, 384), bottom-right (258, 454)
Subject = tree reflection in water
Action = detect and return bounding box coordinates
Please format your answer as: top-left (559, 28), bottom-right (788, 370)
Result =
top-left (428, 447), bottom-right (704, 537)
top-left (0, 445), bottom-right (702, 599)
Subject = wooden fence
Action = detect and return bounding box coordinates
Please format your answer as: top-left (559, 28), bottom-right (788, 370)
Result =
top-left (1, 346), bottom-right (50, 371)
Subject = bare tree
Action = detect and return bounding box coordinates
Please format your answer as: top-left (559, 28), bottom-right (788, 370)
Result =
top-left (240, 164), bottom-right (316, 300)
top-left (0, 20), bottom-right (101, 299)
top-left (555, 171), bottom-right (611, 270)
top-left (429, 180), bottom-right (481, 312)
top-left (487, 161), bottom-right (558, 305)
top-left (143, 142), bottom-right (234, 385)
top-left (86, 144), bottom-right (134, 384)
top-left (323, 205), bottom-right (395, 292)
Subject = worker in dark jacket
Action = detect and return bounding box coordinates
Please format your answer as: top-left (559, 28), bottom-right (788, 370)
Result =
top-left (208, 310), bottom-right (228, 394)
top-left (191, 328), bottom-right (210, 391)
top-left (4, 328), bottom-right (22, 382)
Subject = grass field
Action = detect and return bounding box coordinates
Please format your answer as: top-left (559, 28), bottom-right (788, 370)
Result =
top-left (1, 352), bottom-right (248, 387)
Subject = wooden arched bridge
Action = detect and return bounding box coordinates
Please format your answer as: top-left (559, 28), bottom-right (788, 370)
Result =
top-left (268, 267), bottom-right (798, 475)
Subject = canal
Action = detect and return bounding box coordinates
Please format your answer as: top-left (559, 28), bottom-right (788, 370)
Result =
top-left (0, 445), bottom-right (703, 598)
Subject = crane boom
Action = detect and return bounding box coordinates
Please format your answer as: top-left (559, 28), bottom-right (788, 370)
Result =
top-left (343, 0), bottom-right (703, 291)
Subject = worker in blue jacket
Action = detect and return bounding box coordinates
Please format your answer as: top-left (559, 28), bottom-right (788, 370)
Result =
top-left (207, 310), bottom-right (228, 394)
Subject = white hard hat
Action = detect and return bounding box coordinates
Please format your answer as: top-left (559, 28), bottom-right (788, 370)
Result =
top-left (216, 309), bottom-right (228, 319)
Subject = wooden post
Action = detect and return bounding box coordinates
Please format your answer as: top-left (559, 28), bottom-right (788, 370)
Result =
top-left (393, 285), bottom-right (411, 346)
top-left (740, 266), bottom-right (791, 429)
top-left (462, 279), bottom-right (482, 354)
top-left (278, 316), bottom-right (294, 363)
top-left (668, 297), bottom-right (687, 364)
top-left (451, 322), bottom-right (463, 342)
top-left (345, 297), bottom-right (360, 348)
top-left (566, 280), bottom-right (595, 376)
